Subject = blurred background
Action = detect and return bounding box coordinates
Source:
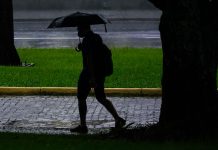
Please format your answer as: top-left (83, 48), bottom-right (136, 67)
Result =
top-left (13, 0), bottom-right (162, 48)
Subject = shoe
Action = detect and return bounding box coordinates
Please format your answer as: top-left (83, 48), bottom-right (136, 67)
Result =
top-left (70, 125), bottom-right (88, 134)
top-left (115, 118), bottom-right (126, 128)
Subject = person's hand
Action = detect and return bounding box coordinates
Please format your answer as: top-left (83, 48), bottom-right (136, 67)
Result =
top-left (75, 43), bottom-right (83, 52)
top-left (78, 43), bottom-right (83, 50)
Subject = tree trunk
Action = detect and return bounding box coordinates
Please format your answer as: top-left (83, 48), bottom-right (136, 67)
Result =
top-left (149, 0), bottom-right (218, 135)
top-left (0, 0), bottom-right (21, 65)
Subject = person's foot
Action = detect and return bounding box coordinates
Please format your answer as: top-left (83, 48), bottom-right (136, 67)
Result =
top-left (115, 118), bottom-right (126, 128)
top-left (70, 125), bottom-right (88, 134)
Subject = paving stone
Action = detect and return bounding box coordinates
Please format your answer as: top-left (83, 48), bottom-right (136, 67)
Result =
top-left (0, 96), bottom-right (161, 134)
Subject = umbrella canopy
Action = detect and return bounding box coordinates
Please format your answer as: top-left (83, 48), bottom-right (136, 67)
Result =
top-left (48, 12), bottom-right (110, 29)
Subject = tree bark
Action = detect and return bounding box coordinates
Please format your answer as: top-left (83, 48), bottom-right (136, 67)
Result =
top-left (148, 0), bottom-right (218, 135)
top-left (0, 0), bottom-right (21, 65)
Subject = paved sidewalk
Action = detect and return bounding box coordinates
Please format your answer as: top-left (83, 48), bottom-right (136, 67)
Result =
top-left (0, 96), bottom-right (161, 134)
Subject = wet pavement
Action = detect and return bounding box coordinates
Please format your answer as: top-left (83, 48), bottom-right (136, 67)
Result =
top-left (14, 19), bottom-right (161, 48)
top-left (0, 96), bottom-right (161, 134)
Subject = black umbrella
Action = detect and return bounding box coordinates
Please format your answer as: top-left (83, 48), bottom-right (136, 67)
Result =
top-left (48, 11), bottom-right (110, 31)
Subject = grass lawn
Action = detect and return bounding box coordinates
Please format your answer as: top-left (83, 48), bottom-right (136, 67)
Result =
top-left (0, 48), bottom-right (163, 88)
top-left (0, 48), bottom-right (218, 149)
top-left (0, 132), bottom-right (217, 150)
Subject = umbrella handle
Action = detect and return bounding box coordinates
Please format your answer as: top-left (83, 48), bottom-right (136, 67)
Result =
top-left (75, 47), bottom-right (81, 52)
top-left (104, 24), bottom-right (107, 32)
top-left (75, 40), bottom-right (82, 52)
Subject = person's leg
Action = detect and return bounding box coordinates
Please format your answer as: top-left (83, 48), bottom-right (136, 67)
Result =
top-left (78, 95), bottom-right (88, 127)
top-left (70, 71), bottom-right (90, 133)
top-left (94, 78), bottom-right (126, 128)
top-left (77, 71), bottom-right (91, 127)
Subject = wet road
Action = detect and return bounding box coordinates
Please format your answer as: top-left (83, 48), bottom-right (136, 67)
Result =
top-left (14, 19), bottom-right (161, 48)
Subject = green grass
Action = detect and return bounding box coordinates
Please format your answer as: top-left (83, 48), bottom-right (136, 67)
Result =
top-left (0, 132), bottom-right (217, 150)
top-left (0, 48), bottom-right (162, 88)
top-left (0, 48), bottom-right (218, 148)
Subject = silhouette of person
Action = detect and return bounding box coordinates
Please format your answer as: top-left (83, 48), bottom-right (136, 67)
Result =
top-left (70, 25), bottom-right (126, 134)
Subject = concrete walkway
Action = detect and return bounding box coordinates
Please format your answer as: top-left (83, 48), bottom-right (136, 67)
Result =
top-left (0, 95), bottom-right (161, 134)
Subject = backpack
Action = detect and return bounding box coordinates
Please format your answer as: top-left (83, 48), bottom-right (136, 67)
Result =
top-left (102, 43), bottom-right (113, 76)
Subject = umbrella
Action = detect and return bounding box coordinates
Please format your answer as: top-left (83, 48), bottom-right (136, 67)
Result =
top-left (47, 11), bottom-right (110, 31)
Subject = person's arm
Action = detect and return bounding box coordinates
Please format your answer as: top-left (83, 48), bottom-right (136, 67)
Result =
top-left (88, 51), bottom-right (96, 86)
top-left (86, 40), bottom-right (97, 87)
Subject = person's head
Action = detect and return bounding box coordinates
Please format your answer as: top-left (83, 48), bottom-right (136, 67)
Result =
top-left (77, 25), bottom-right (91, 38)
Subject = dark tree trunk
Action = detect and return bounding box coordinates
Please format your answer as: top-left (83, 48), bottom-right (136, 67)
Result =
top-left (148, 0), bottom-right (218, 135)
top-left (0, 0), bottom-right (21, 65)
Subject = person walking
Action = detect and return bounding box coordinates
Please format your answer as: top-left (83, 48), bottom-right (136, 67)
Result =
top-left (70, 25), bottom-right (126, 134)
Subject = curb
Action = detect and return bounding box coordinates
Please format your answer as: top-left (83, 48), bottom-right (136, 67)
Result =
top-left (0, 87), bottom-right (162, 96)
